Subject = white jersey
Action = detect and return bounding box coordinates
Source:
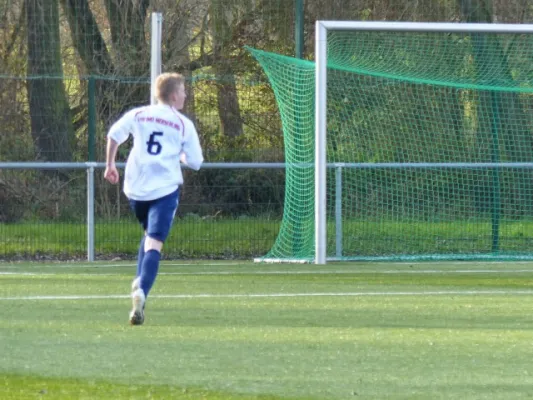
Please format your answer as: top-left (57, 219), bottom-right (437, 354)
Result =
top-left (107, 104), bottom-right (204, 201)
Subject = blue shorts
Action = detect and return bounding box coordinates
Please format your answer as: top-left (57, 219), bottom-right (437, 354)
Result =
top-left (128, 189), bottom-right (180, 242)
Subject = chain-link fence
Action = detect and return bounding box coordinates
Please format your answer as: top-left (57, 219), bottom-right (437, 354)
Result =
top-left (2, 0), bottom-right (533, 259)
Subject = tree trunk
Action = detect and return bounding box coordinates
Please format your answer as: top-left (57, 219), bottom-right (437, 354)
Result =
top-left (103, 0), bottom-right (150, 77)
top-left (26, 0), bottom-right (73, 162)
top-left (164, 1), bottom-right (198, 122)
top-left (60, 0), bottom-right (116, 121)
top-left (213, 60), bottom-right (243, 138)
top-left (61, 0), bottom-right (150, 125)
top-left (210, 0), bottom-right (243, 138)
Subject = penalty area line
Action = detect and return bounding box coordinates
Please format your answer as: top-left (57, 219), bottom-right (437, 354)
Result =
top-left (1, 289), bottom-right (533, 301)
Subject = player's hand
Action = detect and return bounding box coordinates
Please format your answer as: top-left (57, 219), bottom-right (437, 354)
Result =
top-left (104, 165), bottom-right (119, 184)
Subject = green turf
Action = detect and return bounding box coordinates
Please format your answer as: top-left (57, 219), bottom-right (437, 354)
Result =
top-left (2, 261), bottom-right (533, 399)
top-left (4, 219), bottom-right (533, 260)
top-left (0, 374), bottom-right (292, 400)
top-left (0, 220), bottom-right (280, 259)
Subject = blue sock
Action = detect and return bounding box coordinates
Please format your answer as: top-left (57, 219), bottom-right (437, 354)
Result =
top-left (140, 249), bottom-right (161, 297)
top-left (136, 235), bottom-right (146, 277)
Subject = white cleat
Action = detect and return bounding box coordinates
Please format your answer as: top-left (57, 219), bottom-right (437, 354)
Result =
top-left (129, 288), bottom-right (145, 326)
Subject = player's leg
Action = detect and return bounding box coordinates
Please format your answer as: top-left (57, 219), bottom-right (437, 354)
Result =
top-left (136, 234), bottom-right (147, 277)
top-left (131, 233), bottom-right (146, 292)
top-left (128, 199), bottom-right (150, 325)
top-left (132, 190), bottom-right (179, 325)
top-left (129, 189), bottom-right (179, 325)
top-left (138, 189), bottom-right (180, 300)
top-left (128, 200), bottom-right (149, 280)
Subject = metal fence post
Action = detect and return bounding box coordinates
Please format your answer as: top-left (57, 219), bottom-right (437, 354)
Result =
top-left (335, 164), bottom-right (343, 259)
top-left (87, 163), bottom-right (96, 262)
top-left (88, 77), bottom-right (96, 161)
top-left (295, 0), bottom-right (304, 58)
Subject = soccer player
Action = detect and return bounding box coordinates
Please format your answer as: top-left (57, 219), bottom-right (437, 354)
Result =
top-left (104, 72), bottom-right (203, 325)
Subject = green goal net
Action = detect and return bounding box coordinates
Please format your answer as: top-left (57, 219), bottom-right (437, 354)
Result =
top-left (249, 23), bottom-right (533, 262)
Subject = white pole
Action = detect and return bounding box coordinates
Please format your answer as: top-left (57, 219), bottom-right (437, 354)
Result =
top-left (315, 21), bottom-right (327, 265)
top-left (320, 20), bottom-right (533, 34)
top-left (150, 13), bottom-right (163, 105)
top-left (335, 165), bottom-right (343, 259)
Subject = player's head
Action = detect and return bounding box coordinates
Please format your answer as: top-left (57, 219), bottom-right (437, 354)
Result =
top-left (155, 72), bottom-right (186, 110)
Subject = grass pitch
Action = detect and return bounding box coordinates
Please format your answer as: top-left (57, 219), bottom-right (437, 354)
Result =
top-left (1, 261), bottom-right (533, 399)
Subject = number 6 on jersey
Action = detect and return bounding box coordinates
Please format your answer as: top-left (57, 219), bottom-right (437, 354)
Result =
top-left (146, 131), bottom-right (163, 155)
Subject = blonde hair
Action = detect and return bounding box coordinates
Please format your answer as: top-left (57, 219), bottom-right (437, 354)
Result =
top-left (154, 72), bottom-right (185, 104)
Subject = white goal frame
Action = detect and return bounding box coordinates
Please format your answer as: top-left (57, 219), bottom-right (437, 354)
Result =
top-left (314, 21), bottom-right (533, 265)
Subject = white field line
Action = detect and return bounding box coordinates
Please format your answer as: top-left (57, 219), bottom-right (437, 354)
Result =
top-left (162, 269), bottom-right (533, 275)
top-left (1, 290), bottom-right (533, 301)
top-left (0, 262), bottom-right (248, 269)
top-left (3, 260), bottom-right (533, 269)
top-left (2, 269), bottom-right (533, 277)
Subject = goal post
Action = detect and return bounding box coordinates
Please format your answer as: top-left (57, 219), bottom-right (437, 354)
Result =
top-left (250, 21), bottom-right (533, 265)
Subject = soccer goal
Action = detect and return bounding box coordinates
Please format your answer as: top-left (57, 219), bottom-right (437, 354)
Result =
top-left (250, 21), bottom-right (533, 264)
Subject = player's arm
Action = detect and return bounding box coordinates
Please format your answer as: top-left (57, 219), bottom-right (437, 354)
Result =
top-left (104, 138), bottom-right (120, 184)
top-left (104, 110), bottom-right (136, 184)
top-left (180, 122), bottom-right (204, 171)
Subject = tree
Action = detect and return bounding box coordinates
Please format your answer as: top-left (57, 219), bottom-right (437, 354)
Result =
top-left (162, 0), bottom-right (208, 122)
top-left (26, 0), bottom-right (74, 161)
top-left (60, 0), bottom-right (150, 124)
top-left (209, 0), bottom-right (243, 138)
